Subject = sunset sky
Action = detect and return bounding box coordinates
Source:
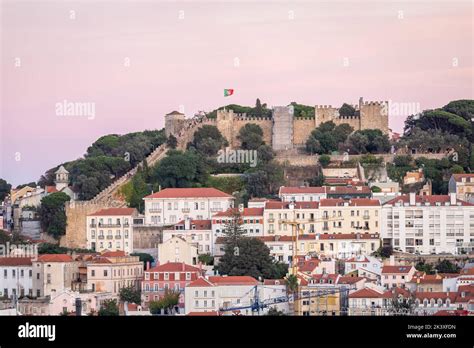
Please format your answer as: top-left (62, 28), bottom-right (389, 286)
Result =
top-left (1, 0), bottom-right (473, 186)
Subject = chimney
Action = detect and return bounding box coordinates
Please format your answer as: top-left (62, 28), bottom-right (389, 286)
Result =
top-left (389, 255), bottom-right (395, 266)
top-left (146, 261), bottom-right (150, 270)
top-left (182, 262), bottom-right (185, 271)
top-left (449, 192), bottom-right (456, 205)
top-left (409, 192), bottom-right (416, 205)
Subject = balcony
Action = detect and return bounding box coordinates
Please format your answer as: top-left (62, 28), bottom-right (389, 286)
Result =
top-left (182, 208), bottom-right (190, 213)
top-left (106, 235), bottom-right (113, 240)
top-left (363, 215), bottom-right (370, 220)
top-left (268, 218), bottom-right (275, 223)
top-left (322, 215), bottom-right (329, 220)
top-left (149, 209), bottom-right (162, 213)
top-left (98, 223), bottom-right (121, 228)
top-left (210, 208), bottom-right (223, 212)
top-left (89, 224), bottom-right (97, 228)
top-left (115, 235), bottom-right (121, 239)
top-left (98, 235), bottom-right (104, 240)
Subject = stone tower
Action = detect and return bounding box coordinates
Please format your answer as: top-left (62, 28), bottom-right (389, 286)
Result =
top-left (164, 111), bottom-right (186, 137)
top-left (216, 108), bottom-right (237, 147)
top-left (55, 165), bottom-right (69, 191)
top-left (272, 106), bottom-right (294, 151)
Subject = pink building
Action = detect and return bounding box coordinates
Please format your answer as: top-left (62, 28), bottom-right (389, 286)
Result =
top-left (141, 262), bottom-right (205, 312)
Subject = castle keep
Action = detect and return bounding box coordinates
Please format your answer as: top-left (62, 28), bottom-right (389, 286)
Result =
top-left (166, 97), bottom-right (389, 151)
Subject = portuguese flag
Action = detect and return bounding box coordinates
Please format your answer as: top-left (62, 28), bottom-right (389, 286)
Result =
top-left (224, 89), bottom-right (234, 97)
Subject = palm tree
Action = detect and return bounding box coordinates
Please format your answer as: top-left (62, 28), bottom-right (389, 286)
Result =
top-left (285, 274), bottom-right (299, 315)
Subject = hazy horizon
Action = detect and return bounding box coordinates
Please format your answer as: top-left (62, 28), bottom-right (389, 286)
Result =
top-left (1, 1), bottom-right (473, 186)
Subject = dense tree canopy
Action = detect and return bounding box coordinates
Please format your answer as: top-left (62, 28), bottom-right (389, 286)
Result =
top-left (306, 121), bottom-right (354, 154)
top-left (188, 125), bottom-right (228, 156)
top-left (0, 179), bottom-right (11, 201)
top-left (217, 237), bottom-right (288, 280)
top-left (38, 192), bottom-right (71, 239)
top-left (238, 124), bottom-right (264, 150)
top-left (152, 150), bottom-right (209, 188)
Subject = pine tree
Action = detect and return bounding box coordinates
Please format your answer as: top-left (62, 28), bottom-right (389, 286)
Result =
top-left (222, 209), bottom-right (245, 247)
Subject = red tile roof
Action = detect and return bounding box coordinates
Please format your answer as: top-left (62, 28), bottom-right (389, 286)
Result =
top-left (451, 174), bottom-right (474, 183)
top-left (88, 208), bottom-right (136, 216)
top-left (144, 188), bottom-right (232, 199)
top-left (382, 265), bottom-right (414, 274)
top-left (384, 195), bottom-right (474, 206)
top-left (0, 257), bottom-right (33, 266)
top-left (187, 277), bottom-right (215, 287)
top-left (101, 251), bottom-right (126, 257)
top-left (349, 288), bottom-right (384, 298)
top-left (45, 186), bottom-right (58, 193)
top-left (298, 259), bottom-right (320, 273)
top-left (346, 257), bottom-right (370, 263)
top-left (37, 254), bottom-right (73, 262)
top-left (414, 292), bottom-right (458, 301)
top-left (338, 276), bottom-right (366, 285)
top-left (214, 208), bottom-right (264, 217)
top-left (382, 287), bottom-right (411, 298)
top-left (187, 276), bottom-right (259, 287)
top-left (319, 198), bottom-right (380, 207)
top-left (279, 186), bottom-right (326, 194)
top-left (147, 262), bottom-right (201, 273)
top-left (208, 276), bottom-right (258, 286)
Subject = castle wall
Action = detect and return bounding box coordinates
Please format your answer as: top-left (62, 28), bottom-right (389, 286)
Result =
top-left (233, 118), bottom-right (273, 147)
top-left (61, 201), bottom-right (124, 249)
top-left (293, 118), bottom-right (316, 146)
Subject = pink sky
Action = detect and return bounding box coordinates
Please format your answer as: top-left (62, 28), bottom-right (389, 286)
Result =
top-left (1, 1), bottom-right (473, 186)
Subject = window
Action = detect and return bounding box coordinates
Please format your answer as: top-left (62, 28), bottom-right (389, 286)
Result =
top-left (164, 273), bottom-right (169, 280)
top-left (91, 270), bottom-right (95, 277)
top-left (104, 270), bottom-right (108, 277)
top-left (186, 272), bottom-right (191, 280)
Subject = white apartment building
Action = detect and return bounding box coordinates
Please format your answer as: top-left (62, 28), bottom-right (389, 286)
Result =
top-left (344, 255), bottom-right (382, 279)
top-left (143, 188), bottom-right (234, 226)
top-left (184, 276), bottom-right (261, 315)
top-left (163, 219), bottom-right (213, 255)
top-left (0, 257), bottom-right (33, 299)
top-left (32, 254), bottom-right (79, 298)
top-left (278, 186), bottom-right (327, 202)
top-left (212, 207), bottom-right (264, 239)
top-left (86, 208), bottom-right (137, 254)
top-left (381, 193), bottom-right (474, 254)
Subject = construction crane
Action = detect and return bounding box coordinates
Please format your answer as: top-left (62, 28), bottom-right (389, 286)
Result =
top-left (279, 217), bottom-right (343, 275)
top-left (218, 284), bottom-right (354, 316)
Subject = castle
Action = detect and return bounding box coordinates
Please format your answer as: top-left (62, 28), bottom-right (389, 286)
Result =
top-left (165, 97), bottom-right (389, 151)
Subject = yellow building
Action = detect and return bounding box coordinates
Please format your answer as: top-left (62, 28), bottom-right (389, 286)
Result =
top-left (298, 233), bottom-right (381, 259)
top-left (297, 274), bottom-right (342, 316)
top-left (263, 201), bottom-right (319, 236)
top-left (319, 198), bottom-right (381, 234)
top-left (449, 174), bottom-right (474, 203)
